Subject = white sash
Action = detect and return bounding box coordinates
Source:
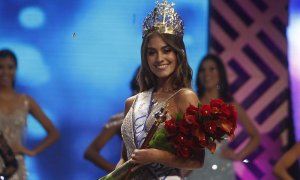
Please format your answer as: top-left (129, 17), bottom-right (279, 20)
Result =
top-left (133, 89), bottom-right (153, 148)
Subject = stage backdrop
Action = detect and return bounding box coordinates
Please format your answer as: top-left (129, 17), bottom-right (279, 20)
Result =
top-left (208, 0), bottom-right (291, 179)
top-left (0, 0), bottom-right (209, 179)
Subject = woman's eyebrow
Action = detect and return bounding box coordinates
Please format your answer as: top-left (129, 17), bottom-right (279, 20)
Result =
top-left (146, 45), bottom-right (169, 50)
top-left (146, 47), bottom-right (156, 51)
top-left (161, 45), bottom-right (170, 49)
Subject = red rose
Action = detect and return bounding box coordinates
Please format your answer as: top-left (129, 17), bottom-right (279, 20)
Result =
top-left (210, 99), bottom-right (225, 108)
top-left (184, 114), bottom-right (199, 127)
top-left (211, 107), bottom-right (220, 115)
top-left (175, 134), bottom-right (193, 146)
top-left (178, 119), bottom-right (191, 135)
top-left (204, 121), bottom-right (217, 134)
top-left (186, 104), bottom-right (199, 115)
top-left (173, 134), bottom-right (193, 157)
top-left (188, 138), bottom-right (199, 147)
top-left (200, 105), bottom-right (211, 117)
top-left (176, 146), bottom-right (191, 158)
top-left (164, 117), bottom-right (178, 136)
top-left (220, 104), bottom-right (231, 117)
top-left (158, 99), bottom-right (237, 156)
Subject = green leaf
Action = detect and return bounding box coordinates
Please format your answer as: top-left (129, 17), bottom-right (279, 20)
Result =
top-left (149, 128), bottom-right (175, 153)
top-left (175, 113), bottom-right (183, 122)
top-left (198, 102), bottom-right (202, 107)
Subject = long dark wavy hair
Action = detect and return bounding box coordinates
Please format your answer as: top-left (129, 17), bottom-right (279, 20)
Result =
top-left (138, 31), bottom-right (192, 92)
top-left (130, 66), bottom-right (140, 95)
top-left (196, 54), bottom-right (233, 103)
top-left (0, 49), bottom-right (18, 87)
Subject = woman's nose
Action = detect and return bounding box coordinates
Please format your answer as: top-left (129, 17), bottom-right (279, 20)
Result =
top-left (3, 68), bottom-right (11, 74)
top-left (157, 52), bottom-right (164, 62)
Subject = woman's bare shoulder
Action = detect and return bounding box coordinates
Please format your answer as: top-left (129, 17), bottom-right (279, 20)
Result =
top-left (124, 94), bottom-right (139, 115)
top-left (176, 88), bottom-right (199, 103)
top-left (125, 94), bottom-right (138, 108)
top-left (173, 88), bottom-right (199, 113)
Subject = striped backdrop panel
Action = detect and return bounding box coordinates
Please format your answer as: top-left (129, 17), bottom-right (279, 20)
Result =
top-left (208, 0), bottom-right (289, 179)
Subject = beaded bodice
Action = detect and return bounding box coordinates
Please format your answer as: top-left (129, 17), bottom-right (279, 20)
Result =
top-left (0, 95), bottom-right (28, 147)
top-left (121, 89), bottom-right (182, 179)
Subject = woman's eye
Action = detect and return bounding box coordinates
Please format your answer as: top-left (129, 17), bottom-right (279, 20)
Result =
top-left (163, 47), bottom-right (172, 53)
top-left (209, 67), bottom-right (216, 72)
top-left (147, 50), bottom-right (156, 56)
top-left (8, 65), bottom-right (15, 70)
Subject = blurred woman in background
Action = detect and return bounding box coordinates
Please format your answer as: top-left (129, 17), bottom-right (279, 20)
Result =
top-left (0, 49), bottom-right (60, 180)
top-left (188, 54), bottom-right (260, 180)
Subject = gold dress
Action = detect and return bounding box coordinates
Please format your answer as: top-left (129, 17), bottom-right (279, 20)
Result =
top-left (0, 95), bottom-right (28, 180)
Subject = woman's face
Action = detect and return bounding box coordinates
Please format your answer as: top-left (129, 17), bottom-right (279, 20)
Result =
top-left (146, 34), bottom-right (177, 80)
top-left (0, 57), bottom-right (16, 87)
top-left (198, 59), bottom-right (219, 90)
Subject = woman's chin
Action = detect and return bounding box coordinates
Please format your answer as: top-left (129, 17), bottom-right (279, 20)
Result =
top-left (204, 84), bottom-right (218, 90)
top-left (154, 73), bottom-right (172, 80)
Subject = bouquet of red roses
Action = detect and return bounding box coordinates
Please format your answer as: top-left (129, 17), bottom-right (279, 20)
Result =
top-left (99, 99), bottom-right (236, 180)
top-left (149, 99), bottom-right (237, 158)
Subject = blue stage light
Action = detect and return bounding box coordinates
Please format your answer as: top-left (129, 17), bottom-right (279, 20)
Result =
top-left (19, 6), bottom-right (45, 29)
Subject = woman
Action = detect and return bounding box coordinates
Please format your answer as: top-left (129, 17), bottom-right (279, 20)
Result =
top-left (0, 131), bottom-right (18, 179)
top-left (0, 49), bottom-right (60, 180)
top-left (116, 1), bottom-right (204, 179)
top-left (84, 67), bottom-right (140, 172)
top-left (188, 54), bottom-right (260, 179)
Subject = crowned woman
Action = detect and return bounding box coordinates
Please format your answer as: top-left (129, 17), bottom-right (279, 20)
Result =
top-left (113, 0), bottom-right (205, 179)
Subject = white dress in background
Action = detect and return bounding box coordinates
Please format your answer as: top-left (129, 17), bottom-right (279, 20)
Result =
top-left (187, 142), bottom-right (235, 180)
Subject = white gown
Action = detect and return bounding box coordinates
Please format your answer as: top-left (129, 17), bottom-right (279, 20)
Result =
top-left (187, 142), bottom-right (235, 180)
top-left (121, 89), bottom-right (183, 179)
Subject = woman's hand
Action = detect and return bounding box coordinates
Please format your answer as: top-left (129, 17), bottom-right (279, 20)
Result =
top-left (12, 143), bottom-right (36, 156)
top-left (131, 148), bottom-right (203, 170)
top-left (131, 148), bottom-right (159, 165)
top-left (130, 148), bottom-right (161, 173)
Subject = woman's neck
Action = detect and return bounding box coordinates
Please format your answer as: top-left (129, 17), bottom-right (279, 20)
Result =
top-left (155, 78), bottom-right (175, 94)
top-left (0, 86), bottom-right (15, 94)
